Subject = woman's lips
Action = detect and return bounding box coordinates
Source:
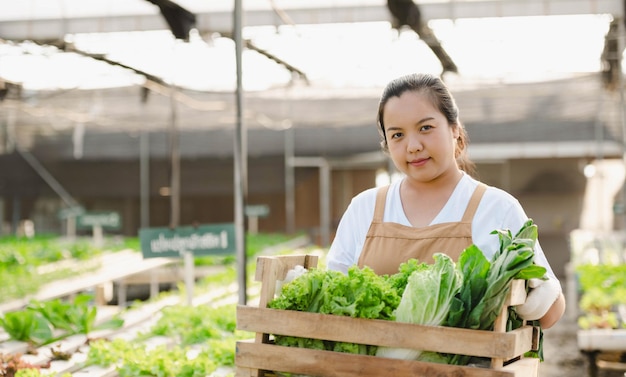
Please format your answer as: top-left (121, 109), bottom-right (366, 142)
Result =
top-left (409, 158), bottom-right (429, 167)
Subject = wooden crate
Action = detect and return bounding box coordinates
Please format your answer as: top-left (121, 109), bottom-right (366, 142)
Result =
top-left (236, 255), bottom-right (540, 377)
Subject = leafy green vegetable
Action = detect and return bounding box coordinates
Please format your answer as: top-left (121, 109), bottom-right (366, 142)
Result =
top-left (478, 220), bottom-right (546, 330)
top-left (576, 263), bottom-right (626, 330)
top-left (444, 219), bottom-right (547, 365)
top-left (267, 220), bottom-right (548, 366)
top-left (27, 294), bottom-right (124, 336)
top-left (269, 266), bottom-right (401, 320)
top-left (376, 253), bottom-right (461, 360)
top-left (147, 304), bottom-right (232, 345)
top-left (0, 310), bottom-right (53, 345)
top-left (385, 258), bottom-right (425, 298)
top-left (87, 338), bottom-right (218, 377)
top-left (268, 262), bottom-right (418, 355)
top-left (446, 244), bottom-right (490, 330)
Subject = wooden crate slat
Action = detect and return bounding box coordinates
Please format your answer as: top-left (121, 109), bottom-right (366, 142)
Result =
top-left (254, 255), bottom-right (319, 283)
top-left (237, 305), bottom-right (534, 359)
top-left (500, 357), bottom-right (540, 377)
top-left (506, 279), bottom-right (527, 306)
top-left (236, 342), bottom-right (517, 377)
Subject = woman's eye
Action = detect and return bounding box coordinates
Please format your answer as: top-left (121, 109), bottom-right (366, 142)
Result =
top-left (390, 132), bottom-right (403, 139)
top-left (420, 125), bottom-right (433, 132)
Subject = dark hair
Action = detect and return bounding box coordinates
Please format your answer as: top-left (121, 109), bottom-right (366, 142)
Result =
top-left (377, 73), bottom-right (475, 175)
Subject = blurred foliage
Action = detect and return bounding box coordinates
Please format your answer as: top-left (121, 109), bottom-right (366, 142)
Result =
top-left (0, 232), bottom-right (306, 304)
top-left (576, 264), bottom-right (626, 329)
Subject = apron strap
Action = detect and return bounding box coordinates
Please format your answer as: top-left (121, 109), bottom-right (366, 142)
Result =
top-left (374, 182), bottom-right (487, 223)
top-left (372, 185), bottom-right (389, 223)
top-left (461, 183), bottom-right (487, 222)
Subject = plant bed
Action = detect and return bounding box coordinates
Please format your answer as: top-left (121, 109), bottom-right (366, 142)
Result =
top-left (574, 262), bottom-right (626, 376)
top-left (236, 254), bottom-right (541, 377)
top-left (0, 282), bottom-right (243, 377)
top-left (0, 233), bottom-right (309, 376)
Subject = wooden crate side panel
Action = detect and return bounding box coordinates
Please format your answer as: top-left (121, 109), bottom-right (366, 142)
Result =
top-left (236, 342), bottom-right (516, 377)
top-left (254, 255), bottom-right (319, 283)
top-left (237, 306), bottom-right (534, 359)
top-left (506, 280), bottom-right (528, 306)
top-left (501, 357), bottom-right (540, 377)
top-left (253, 255), bottom-right (319, 347)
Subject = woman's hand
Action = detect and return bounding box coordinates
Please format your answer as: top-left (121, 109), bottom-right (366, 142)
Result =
top-left (515, 277), bottom-right (565, 329)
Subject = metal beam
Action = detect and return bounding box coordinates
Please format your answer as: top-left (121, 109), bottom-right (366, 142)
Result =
top-left (0, 0), bottom-right (621, 41)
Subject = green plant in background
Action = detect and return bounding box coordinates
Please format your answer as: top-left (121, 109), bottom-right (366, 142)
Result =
top-left (87, 338), bottom-right (218, 377)
top-left (0, 232), bottom-right (305, 303)
top-left (85, 302), bottom-right (241, 377)
top-left (148, 305), bottom-right (221, 345)
top-left (27, 294), bottom-right (124, 336)
top-left (0, 235), bottom-right (106, 302)
top-left (1, 294), bottom-right (124, 346)
top-left (576, 263), bottom-right (626, 329)
top-left (0, 310), bottom-right (53, 345)
top-left (577, 263), bottom-right (626, 292)
top-left (0, 233), bottom-right (301, 376)
top-left (143, 303), bottom-right (236, 346)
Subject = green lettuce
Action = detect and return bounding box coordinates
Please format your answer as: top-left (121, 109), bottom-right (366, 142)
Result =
top-left (268, 263), bottom-right (413, 354)
top-left (376, 254), bottom-right (461, 360)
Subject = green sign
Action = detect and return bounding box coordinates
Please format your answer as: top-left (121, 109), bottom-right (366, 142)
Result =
top-left (58, 206), bottom-right (85, 220)
top-left (245, 204), bottom-right (270, 218)
top-left (77, 211), bottom-right (121, 230)
top-left (139, 223), bottom-right (236, 258)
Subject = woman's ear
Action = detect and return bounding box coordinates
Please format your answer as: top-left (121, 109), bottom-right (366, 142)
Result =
top-left (452, 124), bottom-right (461, 140)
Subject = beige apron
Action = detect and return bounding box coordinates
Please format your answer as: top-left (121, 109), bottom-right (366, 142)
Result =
top-left (357, 183), bottom-right (487, 275)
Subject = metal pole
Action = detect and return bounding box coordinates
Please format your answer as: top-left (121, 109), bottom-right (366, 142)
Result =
top-left (140, 89), bottom-right (150, 229)
top-left (319, 160), bottom-right (331, 247)
top-left (619, 16), bottom-right (626, 229)
top-left (140, 130), bottom-right (150, 229)
top-left (168, 84), bottom-right (180, 229)
top-left (234, 0), bottom-right (248, 305)
top-left (285, 127), bottom-right (295, 234)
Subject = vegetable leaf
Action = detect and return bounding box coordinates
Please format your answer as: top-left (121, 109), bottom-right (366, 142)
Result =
top-left (376, 254), bottom-right (461, 360)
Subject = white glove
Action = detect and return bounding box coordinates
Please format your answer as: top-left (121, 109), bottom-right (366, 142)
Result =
top-left (515, 276), bottom-right (561, 321)
top-left (275, 265), bottom-right (308, 294)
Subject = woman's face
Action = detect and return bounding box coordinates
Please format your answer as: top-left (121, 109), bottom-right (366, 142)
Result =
top-left (383, 91), bottom-right (460, 184)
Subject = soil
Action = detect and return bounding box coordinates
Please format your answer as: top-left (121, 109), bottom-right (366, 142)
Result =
top-left (539, 287), bottom-right (625, 377)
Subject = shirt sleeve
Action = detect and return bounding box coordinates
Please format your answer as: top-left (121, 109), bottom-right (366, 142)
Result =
top-left (327, 189), bottom-right (376, 273)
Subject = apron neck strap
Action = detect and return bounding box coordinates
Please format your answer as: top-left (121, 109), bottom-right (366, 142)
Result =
top-left (461, 183), bottom-right (487, 222)
top-left (373, 182), bottom-right (487, 224)
top-left (373, 185), bottom-right (389, 223)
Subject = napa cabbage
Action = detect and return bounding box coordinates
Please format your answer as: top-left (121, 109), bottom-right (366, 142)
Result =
top-left (376, 253), bottom-right (461, 360)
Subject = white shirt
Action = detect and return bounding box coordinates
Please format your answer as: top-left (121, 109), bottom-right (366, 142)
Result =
top-left (327, 173), bottom-right (557, 279)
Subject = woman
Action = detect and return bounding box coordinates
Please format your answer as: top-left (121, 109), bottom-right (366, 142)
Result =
top-left (326, 73), bottom-right (565, 329)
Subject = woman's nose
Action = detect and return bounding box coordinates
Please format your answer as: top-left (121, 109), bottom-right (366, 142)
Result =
top-left (407, 134), bottom-right (422, 153)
